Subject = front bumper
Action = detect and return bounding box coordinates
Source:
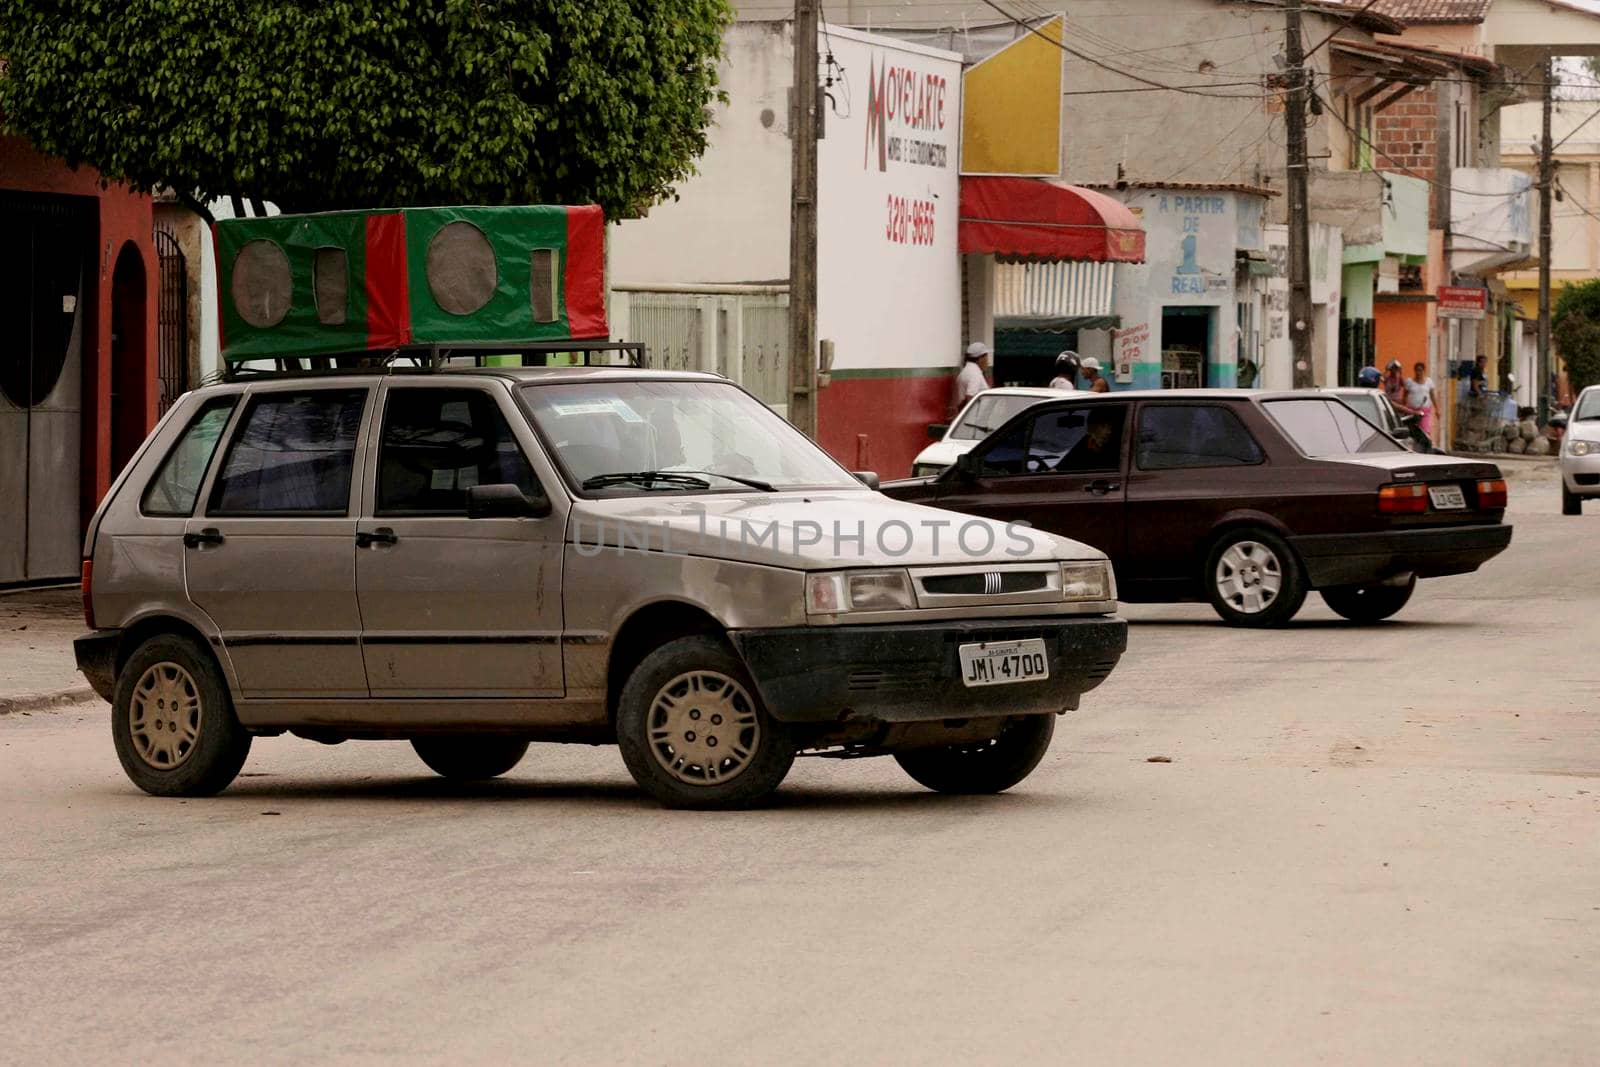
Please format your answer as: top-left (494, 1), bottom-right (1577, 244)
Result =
top-left (1561, 451), bottom-right (1600, 494)
top-left (1290, 523), bottom-right (1513, 588)
top-left (74, 630), bottom-right (122, 702)
top-left (729, 615), bottom-right (1127, 725)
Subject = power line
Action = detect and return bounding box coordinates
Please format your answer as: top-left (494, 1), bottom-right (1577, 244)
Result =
top-left (973, 0), bottom-right (1266, 100)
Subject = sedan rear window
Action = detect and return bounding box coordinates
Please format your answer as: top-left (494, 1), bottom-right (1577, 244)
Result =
top-left (1263, 398), bottom-right (1403, 457)
top-left (949, 394), bottom-right (1046, 441)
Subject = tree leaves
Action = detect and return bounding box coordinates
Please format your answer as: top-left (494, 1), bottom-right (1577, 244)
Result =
top-left (1554, 279), bottom-right (1600, 395)
top-left (0, 0), bottom-right (731, 217)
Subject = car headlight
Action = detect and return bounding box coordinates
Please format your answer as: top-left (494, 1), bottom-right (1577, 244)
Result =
top-left (1060, 561), bottom-right (1114, 602)
top-left (1569, 439), bottom-right (1594, 457)
top-left (912, 463), bottom-right (947, 478)
top-left (806, 570), bottom-right (916, 614)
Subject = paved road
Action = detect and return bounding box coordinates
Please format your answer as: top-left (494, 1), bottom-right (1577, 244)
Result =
top-left (3, 466), bottom-right (1595, 1065)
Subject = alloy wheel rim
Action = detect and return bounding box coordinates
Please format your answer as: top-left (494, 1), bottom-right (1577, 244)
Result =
top-left (129, 661), bottom-right (202, 770)
top-left (1216, 541), bottom-right (1283, 615)
top-left (647, 670), bottom-right (761, 786)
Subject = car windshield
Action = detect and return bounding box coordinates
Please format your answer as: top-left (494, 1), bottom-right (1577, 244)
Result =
top-left (1575, 391), bottom-right (1600, 421)
top-left (950, 393), bottom-right (1047, 441)
top-left (520, 379), bottom-right (863, 495)
top-left (1263, 398), bottom-right (1404, 456)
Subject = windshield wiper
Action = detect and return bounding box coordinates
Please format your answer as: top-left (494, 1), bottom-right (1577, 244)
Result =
top-left (671, 469), bottom-right (776, 492)
top-left (581, 471), bottom-right (713, 491)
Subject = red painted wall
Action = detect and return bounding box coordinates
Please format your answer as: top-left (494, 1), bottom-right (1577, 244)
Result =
top-left (818, 373), bottom-right (955, 480)
top-left (0, 136), bottom-right (157, 529)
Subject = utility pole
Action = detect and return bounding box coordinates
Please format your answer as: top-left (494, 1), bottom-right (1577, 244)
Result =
top-left (1285, 0), bottom-right (1315, 390)
top-left (788, 0), bottom-right (820, 438)
top-left (1537, 56), bottom-right (1555, 424)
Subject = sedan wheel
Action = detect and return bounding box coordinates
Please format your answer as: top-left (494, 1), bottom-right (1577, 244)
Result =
top-left (1204, 528), bottom-right (1307, 628)
top-left (411, 737), bottom-right (529, 780)
top-left (1564, 485), bottom-right (1582, 516)
top-left (616, 635), bottom-right (796, 810)
top-left (894, 715), bottom-right (1055, 795)
top-left (112, 634), bottom-right (251, 797)
top-left (1319, 575), bottom-right (1416, 624)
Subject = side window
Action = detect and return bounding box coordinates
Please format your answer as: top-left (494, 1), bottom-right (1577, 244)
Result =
top-left (978, 407), bottom-right (1124, 476)
top-left (1038, 406), bottom-right (1124, 474)
top-left (209, 390), bottom-right (367, 516)
top-left (1136, 405), bottom-right (1263, 470)
top-left (377, 389), bottom-right (537, 515)
top-left (141, 398), bottom-right (237, 516)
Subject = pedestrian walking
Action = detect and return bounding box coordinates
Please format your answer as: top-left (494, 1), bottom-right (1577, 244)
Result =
top-left (953, 341), bottom-right (991, 414)
top-left (1050, 351), bottom-right (1079, 391)
top-left (1404, 360), bottom-right (1438, 438)
top-left (1080, 356), bottom-right (1111, 393)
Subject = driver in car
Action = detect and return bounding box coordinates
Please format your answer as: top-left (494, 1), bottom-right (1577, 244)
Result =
top-left (1054, 410), bottom-right (1122, 473)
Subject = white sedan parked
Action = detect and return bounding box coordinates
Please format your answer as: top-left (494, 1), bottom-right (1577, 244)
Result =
top-left (910, 386), bottom-right (1061, 478)
top-left (1561, 386), bottom-right (1600, 515)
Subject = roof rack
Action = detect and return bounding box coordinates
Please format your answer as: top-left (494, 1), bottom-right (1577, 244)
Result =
top-left (220, 340), bottom-right (648, 381)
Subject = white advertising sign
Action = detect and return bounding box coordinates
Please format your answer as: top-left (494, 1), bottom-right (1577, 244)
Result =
top-left (816, 26), bottom-right (962, 371)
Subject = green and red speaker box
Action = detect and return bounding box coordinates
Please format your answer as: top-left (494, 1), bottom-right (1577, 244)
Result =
top-left (215, 204), bottom-right (607, 363)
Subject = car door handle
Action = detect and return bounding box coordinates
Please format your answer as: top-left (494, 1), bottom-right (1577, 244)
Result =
top-left (1083, 480), bottom-right (1120, 495)
top-left (182, 528), bottom-right (224, 548)
top-left (356, 527), bottom-right (398, 548)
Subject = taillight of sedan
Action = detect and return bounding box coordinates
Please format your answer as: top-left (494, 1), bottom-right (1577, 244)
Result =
top-left (1476, 478), bottom-right (1508, 510)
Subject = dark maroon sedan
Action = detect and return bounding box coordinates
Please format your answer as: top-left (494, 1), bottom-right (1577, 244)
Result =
top-left (882, 390), bottom-right (1512, 627)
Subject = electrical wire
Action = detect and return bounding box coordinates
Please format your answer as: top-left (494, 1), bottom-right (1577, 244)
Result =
top-left (973, 0), bottom-right (1267, 99)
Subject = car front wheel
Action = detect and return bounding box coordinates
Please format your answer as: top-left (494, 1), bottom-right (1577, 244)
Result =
top-left (112, 633), bottom-right (251, 797)
top-left (410, 737), bottom-right (529, 780)
top-left (1319, 574), bottom-right (1416, 623)
top-left (1564, 484), bottom-right (1583, 515)
top-left (615, 635), bottom-right (796, 810)
top-left (894, 714), bottom-right (1055, 795)
top-left (1203, 528), bottom-right (1307, 628)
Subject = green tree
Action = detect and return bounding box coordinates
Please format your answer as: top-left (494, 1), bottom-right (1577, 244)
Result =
top-left (0, 0), bottom-right (730, 219)
top-left (1554, 277), bottom-right (1600, 394)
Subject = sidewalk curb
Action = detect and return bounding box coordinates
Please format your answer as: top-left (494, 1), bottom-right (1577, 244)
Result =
top-left (0, 685), bottom-right (99, 716)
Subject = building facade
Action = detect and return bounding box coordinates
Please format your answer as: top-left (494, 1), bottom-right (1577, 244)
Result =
top-left (0, 137), bottom-right (158, 584)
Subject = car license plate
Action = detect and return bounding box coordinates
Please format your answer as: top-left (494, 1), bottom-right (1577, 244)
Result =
top-left (1428, 485), bottom-right (1467, 510)
top-left (959, 639), bottom-right (1049, 688)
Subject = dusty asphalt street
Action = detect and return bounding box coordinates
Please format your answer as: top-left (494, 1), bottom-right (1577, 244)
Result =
top-left (1, 463), bottom-right (1595, 1065)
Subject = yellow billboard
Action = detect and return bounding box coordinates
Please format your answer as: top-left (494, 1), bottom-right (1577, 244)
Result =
top-left (960, 16), bottom-right (1064, 177)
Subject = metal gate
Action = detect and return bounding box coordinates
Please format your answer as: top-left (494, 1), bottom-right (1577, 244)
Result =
top-left (612, 285), bottom-right (790, 416)
top-left (154, 226), bottom-right (188, 414)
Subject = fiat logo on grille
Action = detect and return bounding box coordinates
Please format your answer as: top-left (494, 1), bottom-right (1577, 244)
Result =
top-left (984, 572), bottom-right (1002, 595)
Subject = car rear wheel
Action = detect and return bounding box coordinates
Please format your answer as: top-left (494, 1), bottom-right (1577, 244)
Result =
top-left (410, 737), bottom-right (529, 780)
top-left (1204, 528), bottom-right (1306, 628)
top-left (616, 635), bottom-right (796, 810)
top-left (894, 714), bottom-right (1055, 795)
top-left (112, 634), bottom-right (251, 797)
top-left (1319, 574), bottom-right (1416, 624)
top-left (1564, 485), bottom-right (1582, 515)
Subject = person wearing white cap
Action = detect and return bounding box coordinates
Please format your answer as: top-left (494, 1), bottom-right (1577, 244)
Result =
top-left (953, 341), bottom-right (992, 413)
top-left (1080, 355), bottom-right (1111, 393)
top-left (1050, 351), bottom-right (1079, 391)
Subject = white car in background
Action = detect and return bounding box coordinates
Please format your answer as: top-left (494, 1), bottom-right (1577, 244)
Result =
top-left (911, 386), bottom-right (1061, 478)
top-left (1561, 386), bottom-right (1600, 515)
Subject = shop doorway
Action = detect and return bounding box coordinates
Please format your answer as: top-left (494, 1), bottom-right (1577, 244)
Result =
top-left (110, 242), bottom-right (149, 478)
top-left (1160, 307), bottom-right (1213, 389)
top-left (0, 194), bottom-right (92, 584)
top-left (994, 327), bottom-right (1079, 387)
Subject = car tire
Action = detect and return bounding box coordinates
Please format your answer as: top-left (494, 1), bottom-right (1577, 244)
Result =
top-left (1319, 574), bottom-right (1416, 624)
top-left (111, 633), bottom-right (251, 797)
top-left (1204, 527), bottom-right (1307, 628)
top-left (894, 714), bottom-right (1055, 795)
top-left (615, 635), bottom-right (796, 810)
top-left (410, 737), bottom-right (529, 780)
top-left (1564, 485), bottom-right (1582, 515)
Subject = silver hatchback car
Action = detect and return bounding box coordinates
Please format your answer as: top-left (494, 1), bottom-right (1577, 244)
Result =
top-left (76, 367), bottom-right (1127, 809)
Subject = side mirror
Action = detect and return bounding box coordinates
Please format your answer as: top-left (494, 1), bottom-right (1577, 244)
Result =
top-left (927, 423), bottom-right (949, 440)
top-left (954, 451), bottom-right (982, 479)
top-left (1391, 429), bottom-right (1411, 442)
top-left (467, 483), bottom-right (552, 519)
top-left (852, 471), bottom-right (880, 490)
top-left (1549, 413), bottom-right (1570, 430)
